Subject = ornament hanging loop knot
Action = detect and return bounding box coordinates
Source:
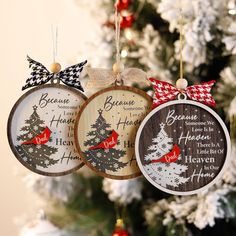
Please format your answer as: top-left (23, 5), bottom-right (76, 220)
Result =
top-left (50, 75), bottom-right (60, 85)
top-left (177, 93), bottom-right (187, 100)
top-left (115, 79), bottom-right (124, 86)
top-left (114, 74), bottom-right (124, 86)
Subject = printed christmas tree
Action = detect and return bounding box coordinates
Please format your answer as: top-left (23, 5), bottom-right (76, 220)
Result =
top-left (144, 123), bottom-right (189, 188)
top-left (15, 105), bottom-right (58, 168)
top-left (83, 109), bottom-right (127, 173)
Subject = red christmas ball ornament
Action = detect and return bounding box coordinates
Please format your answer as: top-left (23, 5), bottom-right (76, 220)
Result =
top-left (112, 229), bottom-right (129, 236)
top-left (120, 15), bottom-right (135, 29)
top-left (115, 0), bottom-right (132, 11)
top-left (112, 219), bottom-right (129, 236)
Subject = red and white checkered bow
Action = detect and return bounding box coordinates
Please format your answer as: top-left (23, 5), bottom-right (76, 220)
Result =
top-left (149, 78), bottom-right (216, 109)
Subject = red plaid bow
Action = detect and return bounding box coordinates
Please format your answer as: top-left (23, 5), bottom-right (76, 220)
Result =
top-left (149, 78), bottom-right (216, 109)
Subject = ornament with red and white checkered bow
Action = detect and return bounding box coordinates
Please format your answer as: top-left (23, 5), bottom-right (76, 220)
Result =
top-left (149, 78), bottom-right (216, 109)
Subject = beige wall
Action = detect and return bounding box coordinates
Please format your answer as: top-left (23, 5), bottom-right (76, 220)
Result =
top-left (0, 1), bottom-right (94, 235)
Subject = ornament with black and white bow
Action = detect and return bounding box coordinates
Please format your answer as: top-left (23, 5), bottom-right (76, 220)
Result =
top-left (7, 56), bottom-right (88, 176)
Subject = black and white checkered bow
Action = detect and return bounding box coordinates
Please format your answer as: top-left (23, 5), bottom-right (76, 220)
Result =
top-left (22, 56), bottom-right (87, 92)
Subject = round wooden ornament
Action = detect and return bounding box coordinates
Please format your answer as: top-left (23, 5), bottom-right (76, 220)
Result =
top-left (135, 100), bottom-right (231, 195)
top-left (75, 86), bottom-right (152, 179)
top-left (8, 83), bottom-right (87, 176)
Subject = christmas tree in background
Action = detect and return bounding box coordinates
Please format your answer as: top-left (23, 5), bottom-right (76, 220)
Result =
top-left (16, 105), bottom-right (58, 168)
top-left (21, 1), bottom-right (236, 236)
top-left (144, 123), bottom-right (188, 188)
top-left (83, 109), bottom-right (127, 172)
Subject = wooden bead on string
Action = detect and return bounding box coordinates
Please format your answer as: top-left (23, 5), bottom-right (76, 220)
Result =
top-left (113, 62), bottom-right (124, 74)
top-left (50, 62), bottom-right (61, 74)
top-left (113, 62), bottom-right (125, 74)
top-left (176, 78), bottom-right (188, 90)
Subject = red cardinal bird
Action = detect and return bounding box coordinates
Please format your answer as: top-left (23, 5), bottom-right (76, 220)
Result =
top-left (151, 144), bottom-right (181, 163)
top-left (89, 130), bottom-right (119, 150)
top-left (21, 127), bottom-right (51, 145)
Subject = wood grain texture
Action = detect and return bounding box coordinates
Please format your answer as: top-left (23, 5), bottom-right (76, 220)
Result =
top-left (135, 100), bottom-right (231, 195)
top-left (75, 86), bottom-right (152, 179)
top-left (7, 84), bottom-right (87, 176)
